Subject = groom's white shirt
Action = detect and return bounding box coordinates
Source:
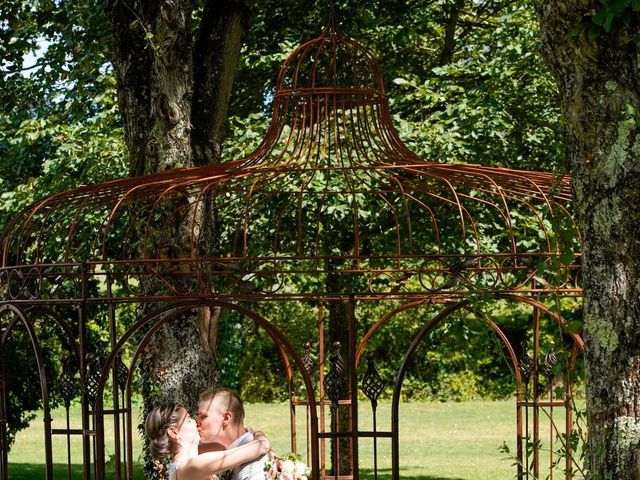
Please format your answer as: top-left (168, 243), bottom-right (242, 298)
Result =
top-left (229, 430), bottom-right (269, 480)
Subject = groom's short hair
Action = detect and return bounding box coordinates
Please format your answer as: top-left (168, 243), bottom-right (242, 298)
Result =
top-left (200, 387), bottom-right (245, 426)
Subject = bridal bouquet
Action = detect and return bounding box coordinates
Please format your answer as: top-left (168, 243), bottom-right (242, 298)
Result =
top-left (265, 453), bottom-right (312, 480)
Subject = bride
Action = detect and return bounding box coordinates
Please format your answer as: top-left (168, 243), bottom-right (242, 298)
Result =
top-left (145, 403), bottom-right (270, 480)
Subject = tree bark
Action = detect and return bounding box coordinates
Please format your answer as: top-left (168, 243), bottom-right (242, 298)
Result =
top-left (192, 0), bottom-right (251, 165)
top-left (102, 0), bottom-right (250, 411)
top-left (103, 0), bottom-right (156, 177)
top-left (535, 2), bottom-right (640, 478)
top-left (438, 0), bottom-right (465, 66)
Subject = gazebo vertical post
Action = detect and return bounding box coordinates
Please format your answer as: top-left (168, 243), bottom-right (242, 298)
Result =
top-left (565, 348), bottom-right (577, 480)
top-left (0, 357), bottom-right (7, 480)
top-left (126, 376), bottom-right (134, 480)
top-left (361, 351), bottom-right (384, 480)
top-left (107, 275), bottom-right (123, 480)
top-left (309, 396), bottom-right (320, 480)
top-left (290, 383), bottom-right (297, 454)
top-left (79, 263), bottom-right (92, 480)
top-left (302, 340), bottom-right (317, 464)
top-left (65, 395), bottom-right (72, 480)
top-left (348, 296), bottom-right (359, 479)
top-left (324, 339), bottom-right (347, 480)
top-left (519, 339), bottom-right (534, 480)
top-left (533, 305), bottom-right (540, 478)
top-left (516, 380), bottom-right (524, 480)
top-left (41, 365), bottom-right (53, 480)
top-left (318, 304), bottom-right (326, 477)
top-left (543, 344), bottom-right (557, 480)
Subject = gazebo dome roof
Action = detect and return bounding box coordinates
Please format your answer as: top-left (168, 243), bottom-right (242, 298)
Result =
top-left (0, 16), bottom-right (580, 301)
top-left (276, 13), bottom-right (386, 96)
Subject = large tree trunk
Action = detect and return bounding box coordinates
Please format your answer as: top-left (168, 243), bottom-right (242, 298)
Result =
top-left (535, 2), bottom-right (640, 478)
top-left (102, 0), bottom-right (251, 411)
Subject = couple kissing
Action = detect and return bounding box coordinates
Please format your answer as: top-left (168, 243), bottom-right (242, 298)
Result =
top-left (146, 387), bottom-right (271, 480)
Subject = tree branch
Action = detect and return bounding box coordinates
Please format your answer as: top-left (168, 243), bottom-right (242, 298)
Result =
top-left (437, 0), bottom-right (465, 67)
top-left (191, 0), bottom-right (251, 165)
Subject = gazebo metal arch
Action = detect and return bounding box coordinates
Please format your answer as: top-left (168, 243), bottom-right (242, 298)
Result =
top-left (0, 11), bottom-right (583, 480)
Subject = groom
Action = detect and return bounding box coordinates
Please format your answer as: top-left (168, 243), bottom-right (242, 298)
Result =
top-left (197, 387), bottom-right (270, 480)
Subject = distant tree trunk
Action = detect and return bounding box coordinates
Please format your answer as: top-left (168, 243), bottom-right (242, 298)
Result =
top-left (102, 0), bottom-right (251, 411)
top-left (325, 226), bottom-right (354, 476)
top-left (325, 276), bottom-right (352, 476)
top-left (535, 2), bottom-right (640, 478)
top-left (437, 0), bottom-right (464, 66)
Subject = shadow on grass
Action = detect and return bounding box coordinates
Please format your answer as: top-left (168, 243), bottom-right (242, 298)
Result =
top-left (356, 468), bottom-right (468, 480)
top-left (10, 464), bottom-right (465, 480)
top-left (8, 463), bottom-right (145, 480)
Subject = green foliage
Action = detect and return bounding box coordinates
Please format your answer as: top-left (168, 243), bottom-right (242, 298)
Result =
top-left (0, 0), bottom-right (127, 449)
top-left (217, 310), bottom-right (244, 392)
top-left (0, 308), bottom-right (75, 448)
top-left (0, 73), bottom-right (127, 228)
top-left (593, 0), bottom-right (640, 32)
top-left (499, 398), bottom-right (590, 479)
top-left (569, 0), bottom-right (640, 37)
top-left (223, 113), bottom-right (272, 159)
top-left (232, 301), bottom-right (320, 402)
top-left (227, 297), bottom-right (583, 405)
top-left (0, 0), bottom-right (113, 118)
top-left (380, 304), bottom-right (522, 401)
top-left (0, 0), bottom-right (124, 223)
top-left (390, 3), bottom-right (564, 170)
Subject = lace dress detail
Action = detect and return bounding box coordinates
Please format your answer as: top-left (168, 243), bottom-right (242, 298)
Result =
top-left (168, 458), bottom-right (219, 480)
top-left (168, 458), bottom-right (186, 480)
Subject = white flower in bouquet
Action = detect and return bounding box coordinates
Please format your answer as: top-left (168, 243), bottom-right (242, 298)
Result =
top-left (295, 460), bottom-right (309, 478)
top-left (282, 460), bottom-right (295, 476)
top-left (265, 453), bottom-right (311, 480)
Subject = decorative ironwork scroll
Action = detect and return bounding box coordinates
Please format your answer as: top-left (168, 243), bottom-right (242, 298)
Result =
top-left (84, 352), bottom-right (103, 406)
top-left (58, 358), bottom-right (77, 408)
top-left (323, 340), bottom-right (348, 480)
top-left (115, 354), bottom-right (129, 394)
top-left (362, 352), bottom-right (384, 411)
top-left (324, 341), bottom-right (347, 410)
top-left (543, 344), bottom-right (557, 380)
top-left (302, 341), bottom-right (315, 377)
top-left (518, 340), bottom-right (534, 387)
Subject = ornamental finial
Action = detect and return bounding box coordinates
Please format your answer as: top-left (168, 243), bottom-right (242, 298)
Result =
top-left (327, 1), bottom-right (338, 34)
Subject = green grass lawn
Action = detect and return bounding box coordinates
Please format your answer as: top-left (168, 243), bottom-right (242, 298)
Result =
top-left (8, 400), bottom-right (573, 479)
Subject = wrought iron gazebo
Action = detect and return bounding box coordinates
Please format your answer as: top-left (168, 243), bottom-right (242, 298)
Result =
top-left (0, 11), bottom-right (583, 480)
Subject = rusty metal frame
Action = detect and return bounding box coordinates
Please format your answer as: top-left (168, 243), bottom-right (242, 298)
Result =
top-left (0, 9), bottom-right (583, 480)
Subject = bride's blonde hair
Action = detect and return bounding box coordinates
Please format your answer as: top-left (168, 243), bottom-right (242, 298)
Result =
top-left (145, 403), bottom-right (185, 465)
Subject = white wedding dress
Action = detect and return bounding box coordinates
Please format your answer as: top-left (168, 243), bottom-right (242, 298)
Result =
top-left (168, 458), bottom-right (219, 480)
top-left (168, 458), bottom-right (185, 480)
